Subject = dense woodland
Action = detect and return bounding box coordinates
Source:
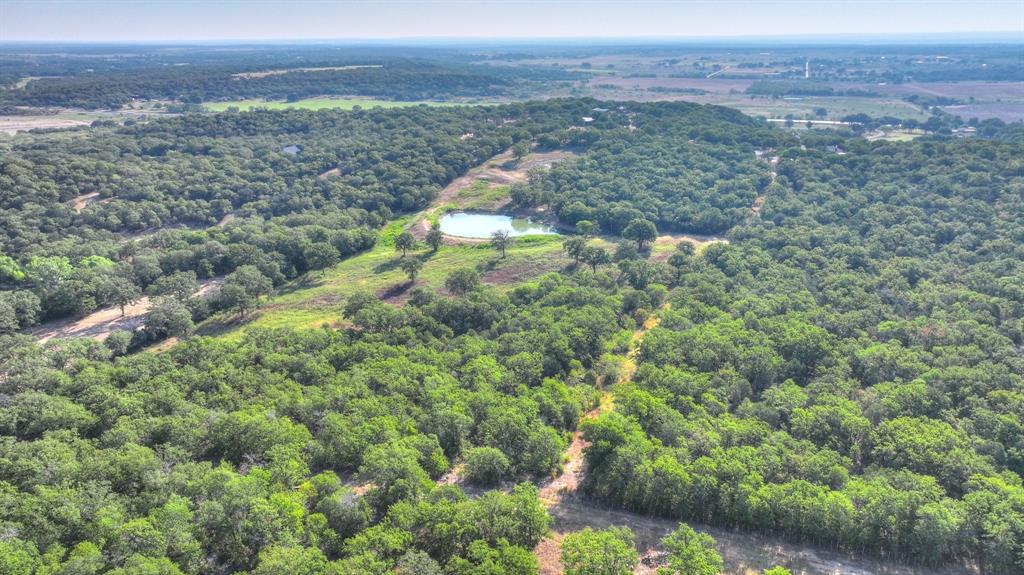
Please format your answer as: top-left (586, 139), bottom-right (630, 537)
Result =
top-left (1, 97), bottom-right (1023, 574)
top-left (514, 103), bottom-right (774, 235)
top-left (578, 136), bottom-right (1024, 572)
top-left (0, 46), bottom-right (576, 109)
top-left (1, 272), bottom-right (624, 574)
top-left (2, 63), bottom-right (535, 109)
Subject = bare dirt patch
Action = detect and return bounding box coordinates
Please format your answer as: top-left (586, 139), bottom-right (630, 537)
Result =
top-left (27, 277), bottom-right (223, 343)
top-left (437, 464), bottom-right (465, 487)
top-left (375, 280), bottom-right (415, 306)
top-left (29, 297), bottom-right (154, 344)
top-left (13, 76), bottom-right (58, 89)
top-left (481, 256), bottom-right (567, 286)
top-left (649, 233), bottom-right (729, 262)
top-left (436, 148), bottom-right (557, 202)
top-left (70, 192), bottom-right (101, 213)
top-left (0, 115), bottom-right (90, 134)
top-left (444, 148), bottom-right (572, 206)
top-left (318, 167), bottom-right (341, 179)
top-left (750, 195), bottom-right (767, 214)
top-left (231, 65), bottom-right (382, 79)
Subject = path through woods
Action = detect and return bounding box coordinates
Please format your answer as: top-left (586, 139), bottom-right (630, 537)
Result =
top-left (533, 308), bottom-right (663, 574)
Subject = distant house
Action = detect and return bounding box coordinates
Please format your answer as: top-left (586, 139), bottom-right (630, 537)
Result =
top-left (281, 145), bottom-right (301, 155)
top-left (581, 117), bottom-right (595, 123)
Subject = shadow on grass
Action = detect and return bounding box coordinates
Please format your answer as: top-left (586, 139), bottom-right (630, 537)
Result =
top-left (273, 274), bottom-right (327, 297)
top-left (475, 256), bottom-right (506, 273)
top-left (377, 280), bottom-right (415, 302)
top-left (196, 310), bottom-right (258, 337)
top-left (374, 252), bottom-right (435, 274)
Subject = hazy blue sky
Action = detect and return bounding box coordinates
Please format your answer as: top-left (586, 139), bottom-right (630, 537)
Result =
top-left (2, 0), bottom-right (1022, 42)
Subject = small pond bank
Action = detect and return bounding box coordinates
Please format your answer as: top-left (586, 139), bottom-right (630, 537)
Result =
top-left (439, 212), bottom-right (561, 239)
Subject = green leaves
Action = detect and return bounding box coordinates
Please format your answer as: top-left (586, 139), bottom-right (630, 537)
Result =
top-left (560, 526), bottom-right (637, 575)
top-left (622, 218), bottom-right (658, 251)
top-left (658, 524), bottom-right (723, 575)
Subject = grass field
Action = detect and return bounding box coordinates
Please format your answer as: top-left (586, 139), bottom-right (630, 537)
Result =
top-left (203, 97), bottom-right (476, 112)
top-left (866, 129), bottom-right (923, 142)
top-left (201, 231), bottom-right (568, 341)
top-left (720, 95), bottom-right (931, 121)
top-left (455, 181), bottom-right (512, 211)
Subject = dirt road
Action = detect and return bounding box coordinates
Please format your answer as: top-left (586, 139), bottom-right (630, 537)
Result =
top-left (534, 310), bottom-right (660, 574)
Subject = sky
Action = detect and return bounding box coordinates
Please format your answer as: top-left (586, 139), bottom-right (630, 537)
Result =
top-left (2, 0), bottom-right (1022, 43)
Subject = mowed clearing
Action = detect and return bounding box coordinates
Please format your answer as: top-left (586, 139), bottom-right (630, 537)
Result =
top-left (201, 234), bottom-right (569, 341)
top-left (202, 146), bottom-right (575, 340)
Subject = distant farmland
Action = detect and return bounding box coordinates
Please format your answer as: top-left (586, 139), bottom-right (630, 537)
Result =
top-left (203, 97), bottom-right (480, 112)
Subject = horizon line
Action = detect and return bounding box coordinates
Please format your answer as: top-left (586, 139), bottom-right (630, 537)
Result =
top-left (2, 31), bottom-right (1022, 46)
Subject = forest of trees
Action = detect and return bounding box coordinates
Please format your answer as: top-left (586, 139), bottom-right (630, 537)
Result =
top-left (0, 100), bottom-right (610, 332)
top-left (0, 268), bottom-right (633, 574)
top-left (513, 103), bottom-right (774, 235)
top-left (578, 134), bottom-right (1024, 573)
top-left (1, 97), bottom-right (1022, 574)
top-left (2, 63), bottom-right (517, 109)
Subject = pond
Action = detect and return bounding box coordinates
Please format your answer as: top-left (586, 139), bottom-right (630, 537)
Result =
top-left (439, 212), bottom-right (560, 239)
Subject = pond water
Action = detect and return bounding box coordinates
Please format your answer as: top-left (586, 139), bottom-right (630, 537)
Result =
top-left (439, 212), bottom-right (560, 238)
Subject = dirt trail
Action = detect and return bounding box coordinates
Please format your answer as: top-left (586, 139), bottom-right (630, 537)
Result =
top-left (540, 498), bottom-right (970, 575)
top-left (750, 154), bottom-right (779, 217)
top-left (534, 308), bottom-right (663, 574)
